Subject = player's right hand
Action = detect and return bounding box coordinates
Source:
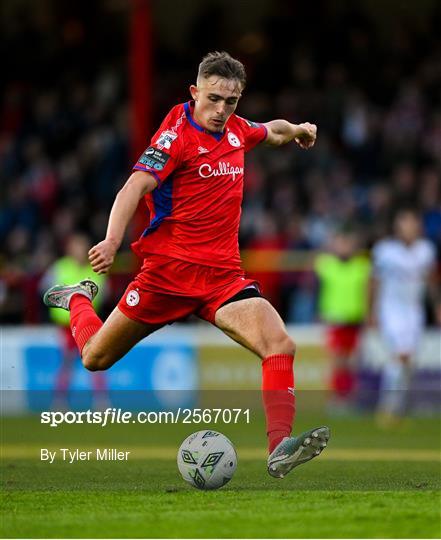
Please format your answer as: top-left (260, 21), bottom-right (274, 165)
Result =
top-left (88, 239), bottom-right (118, 274)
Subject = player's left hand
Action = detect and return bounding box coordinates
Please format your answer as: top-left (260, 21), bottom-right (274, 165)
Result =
top-left (294, 122), bottom-right (317, 149)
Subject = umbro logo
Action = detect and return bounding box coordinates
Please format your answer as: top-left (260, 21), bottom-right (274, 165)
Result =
top-left (198, 146), bottom-right (209, 154)
top-left (288, 387), bottom-right (295, 396)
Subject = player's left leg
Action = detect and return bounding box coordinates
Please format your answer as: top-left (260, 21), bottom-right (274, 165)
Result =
top-left (214, 297), bottom-right (329, 478)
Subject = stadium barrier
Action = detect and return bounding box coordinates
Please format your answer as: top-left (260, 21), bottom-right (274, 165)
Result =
top-left (1, 325), bottom-right (439, 413)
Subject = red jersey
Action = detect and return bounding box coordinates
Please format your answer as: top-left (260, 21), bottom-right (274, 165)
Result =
top-left (132, 101), bottom-right (267, 269)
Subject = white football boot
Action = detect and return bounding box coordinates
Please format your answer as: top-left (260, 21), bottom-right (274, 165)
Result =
top-left (267, 426), bottom-right (330, 478)
top-left (43, 279), bottom-right (98, 311)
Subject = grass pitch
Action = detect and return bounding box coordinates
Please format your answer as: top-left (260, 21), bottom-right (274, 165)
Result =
top-left (1, 414), bottom-right (440, 538)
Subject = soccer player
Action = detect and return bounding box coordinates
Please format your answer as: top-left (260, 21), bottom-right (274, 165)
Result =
top-left (315, 226), bottom-right (371, 411)
top-left (371, 208), bottom-right (438, 425)
top-left (44, 51), bottom-right (330, 477)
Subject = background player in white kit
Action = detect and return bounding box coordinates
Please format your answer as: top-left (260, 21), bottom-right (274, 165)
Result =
top-left (370, 209), bottom-right (439, 425)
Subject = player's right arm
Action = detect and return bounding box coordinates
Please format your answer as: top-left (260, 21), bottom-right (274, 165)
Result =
top-left (88, 171), bottom-right (157, 274)
top-left (89, 105), bottom-right (184, 273)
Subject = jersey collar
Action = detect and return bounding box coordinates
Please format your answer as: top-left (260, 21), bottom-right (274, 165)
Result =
top-left (184, 101), bottom-right (224, 141)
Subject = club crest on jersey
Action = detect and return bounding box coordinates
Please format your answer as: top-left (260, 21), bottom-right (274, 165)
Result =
top-left (156, 130), bottom-right (177, 150)
top-left (227, 131), bottom-right (240, 147)
top-left (199, 162), bottom-right (244, 182)
top-left (126, 290), bottom-right (140, 307)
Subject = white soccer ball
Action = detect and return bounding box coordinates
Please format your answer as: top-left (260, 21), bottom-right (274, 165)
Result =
top-left (177, 430), bottom-right (237, 490)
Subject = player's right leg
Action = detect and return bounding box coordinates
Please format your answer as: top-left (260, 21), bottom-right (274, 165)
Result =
top-left (43, 280), bottom-right (161, 371)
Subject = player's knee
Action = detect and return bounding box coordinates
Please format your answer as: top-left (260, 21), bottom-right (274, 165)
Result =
top-left (82, 348), bottom-right (110, 372)
top-left (280, 334), bottom-right (296, 357)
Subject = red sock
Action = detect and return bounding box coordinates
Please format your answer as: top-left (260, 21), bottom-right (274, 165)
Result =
top-left (331, 367), bottom-right (355, 398)
top-left (262, 354), bottom-right (296, 453)
top-left (70, 295), bottom-right (103, 354)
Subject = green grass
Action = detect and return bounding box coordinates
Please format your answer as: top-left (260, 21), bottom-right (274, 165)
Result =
top-left (1, 414), bottom-right (440, 538)
top-left (3, 487), bottom-right (440, 538)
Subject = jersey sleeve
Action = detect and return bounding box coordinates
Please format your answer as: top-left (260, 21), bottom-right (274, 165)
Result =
top-left (133, 112), bottom-right (184, 187)
top-left (236, 116), bottom-right (267, 152)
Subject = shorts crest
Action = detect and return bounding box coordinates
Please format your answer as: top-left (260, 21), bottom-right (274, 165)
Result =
top-left (126, 289), bottom-right (140, 307)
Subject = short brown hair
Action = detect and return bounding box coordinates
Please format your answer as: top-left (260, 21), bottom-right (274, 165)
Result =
top-left (198, 51), bottom-right (246, 88)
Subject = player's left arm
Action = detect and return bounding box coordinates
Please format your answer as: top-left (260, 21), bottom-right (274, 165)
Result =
top-left (263, 120), bottom-right (317, 149)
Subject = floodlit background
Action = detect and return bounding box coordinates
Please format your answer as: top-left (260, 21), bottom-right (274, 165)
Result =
top-left (0, 0), bottom-right (440, 410)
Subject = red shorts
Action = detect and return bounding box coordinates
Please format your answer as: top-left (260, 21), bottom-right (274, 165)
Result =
top-left (326, 325), bottom-right (361, 356)
top-left (117, 255), bottom-right (259, 325)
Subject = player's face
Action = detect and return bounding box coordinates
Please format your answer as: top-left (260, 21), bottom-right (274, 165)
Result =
top-left (332, 234), bottom-right (357, 258)
top-left (395, 212), bottom-right (421, 243)
top-left (190, 76), bottom-right (242, 133)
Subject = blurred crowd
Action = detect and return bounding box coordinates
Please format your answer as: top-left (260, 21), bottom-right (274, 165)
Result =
top-left (1, 1), bottom-right (440, 324)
